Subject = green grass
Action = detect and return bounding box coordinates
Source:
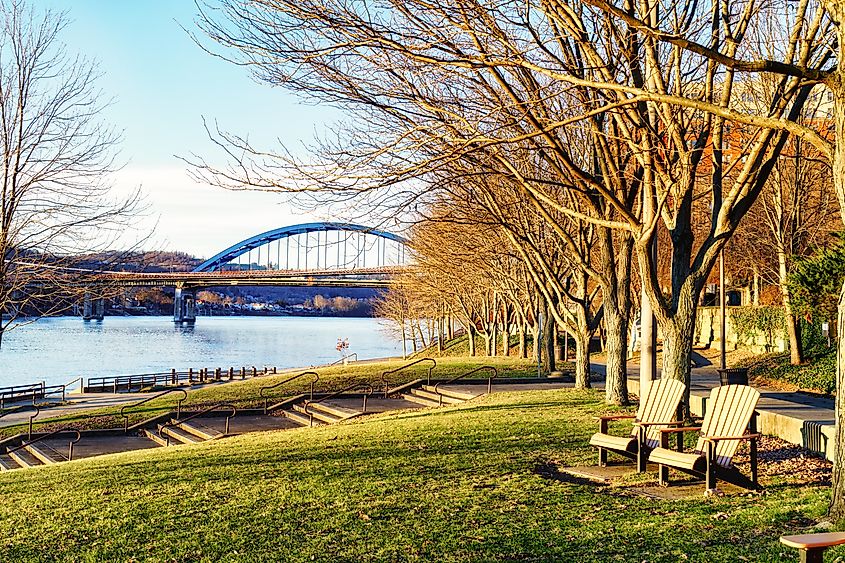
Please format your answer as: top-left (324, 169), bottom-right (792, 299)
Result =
top-left (0, 388), bottom-right (834, 562)
top-left (0, 357), bottom-right (538, 438)
top-left (740, 349), bottom-right (836, 394)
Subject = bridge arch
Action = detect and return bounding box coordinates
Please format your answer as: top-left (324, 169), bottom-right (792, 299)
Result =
top-left (193, 222), bottom-right (409, 272)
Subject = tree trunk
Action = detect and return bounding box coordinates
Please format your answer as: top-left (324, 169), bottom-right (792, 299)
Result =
top-left (831, 280), bottom-right (845, 520)
top-left (544, 306), bottom-right (555, 373)
top-left (467, 323), bottom-right (477, 357)
top-left (658, 295), bottom-right (698, 418)
top-left (501, 303), bottom-right (510, 357)
top-left (604, 304), bottom-right (629, 406)
top-left (574, 329), bottom-right (591, 389)
top-left (779, 248), bottom-right (804, 364)
top-left (518, 323), bottom-right (526, 358)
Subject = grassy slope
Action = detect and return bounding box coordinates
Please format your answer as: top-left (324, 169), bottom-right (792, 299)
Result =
top-left (0, 357), bottom-right (537, 438)
top-left (0, 388), bottom-right (832, 562)
top-left (740, 349), bottom-right (836, 394)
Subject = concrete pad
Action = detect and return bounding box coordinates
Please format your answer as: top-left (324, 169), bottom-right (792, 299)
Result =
top-left (42, 435), bottom-right (160, 460)
top-left (562, 465), bottom-right (640, 483)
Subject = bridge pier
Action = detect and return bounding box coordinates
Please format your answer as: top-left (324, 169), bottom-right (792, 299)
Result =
top-left (82, 293), bottom-right (105, 321)
top-left (173, 287), bottom-right (196, 324)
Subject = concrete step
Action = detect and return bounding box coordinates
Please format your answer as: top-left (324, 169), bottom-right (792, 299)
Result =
top-left (292, 403), bottom-right (344, 424)
top-left (158, 424), bottom-right (204, 445)
top-left (305, 402), bottom-right (361, 421)
top-left (170, 418), bottom-right (224, 441)
top-left (281, 408), bottom-right (319, 427)
top-left (24, 442), bottom-right (68, 465)
top-left (0, 454), bottom-right (21, 471)
top-left (8, 447), bottom-right (43, 468)
top-left (412, 388), bottom-right (464, 405)
top-left (401, 392), bottom-right (441, 408)
top-left (422, 385), bottom-right (478, 401)
top-left (142, 428), bottom-right (169, 447)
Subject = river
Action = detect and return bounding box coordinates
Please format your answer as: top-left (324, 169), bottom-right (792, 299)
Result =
top-left (0, 316), bottom-right (403, 389)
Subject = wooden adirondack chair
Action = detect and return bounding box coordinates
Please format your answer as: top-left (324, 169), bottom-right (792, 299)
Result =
top-left (649, 384), bottom-right (761, 491)
top-left (589, 378), bottom-right (686, 472)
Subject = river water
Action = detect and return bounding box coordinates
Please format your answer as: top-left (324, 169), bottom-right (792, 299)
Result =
top-left (0, 316), bottom-right (403, 389)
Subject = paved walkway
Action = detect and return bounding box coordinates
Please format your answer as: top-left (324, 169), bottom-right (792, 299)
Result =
top-left (618, 359), bottom-right (836, 460)
top-left (0, 392), bottom-right (156, 429)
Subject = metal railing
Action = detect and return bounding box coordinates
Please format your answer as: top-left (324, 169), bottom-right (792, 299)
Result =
top-left (433, 366), bottom-right (498, 406)
top-left (86, 365), bottom-right (283, 393)
top-left (120, 388), bottom-right (188, 433)
top-left (0, 382), bottom-right (69, 409)
top-left (0, 405), bottom-right (41, 439)
top-left (63, 377), bottom-right (85, 394)
top-left (381, 358), bottom-right (436, 398)
top-left (6, 428), bottom-right (81, 462)
top-left (259, 371), bottom-right (319, 414)
top-left (158, 403), bottom-right (237, 446)
top-left (328, 353), bottom-right (358, 367)
top-left (304, 383), bottom-right (373, 427)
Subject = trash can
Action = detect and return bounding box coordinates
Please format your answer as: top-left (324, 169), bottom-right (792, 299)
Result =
top-left (717, 367), bottom-right (749, 386)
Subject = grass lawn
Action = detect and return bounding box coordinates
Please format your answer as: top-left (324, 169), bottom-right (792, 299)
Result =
top-left (0, 357), bottom-right (538, 438)
top-left (0, 387), bottom-right (833, 562)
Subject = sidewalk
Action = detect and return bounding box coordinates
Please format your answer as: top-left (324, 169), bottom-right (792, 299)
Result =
top-left (622, 359), bottom-right (836, 460)
top-left (0, 392), bottom-right (156, 429)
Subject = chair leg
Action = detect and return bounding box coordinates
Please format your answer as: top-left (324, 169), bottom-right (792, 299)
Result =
top-left (659, 463), bottom-right (669, 486)
top-left (705, 443), bottom-right (717, 492)
top-left (636, 427), bottom-right (647, 472)
top-left (750, 437), bottom-right (758, 487)
top-left (598, 447), bottom-right (607, 467)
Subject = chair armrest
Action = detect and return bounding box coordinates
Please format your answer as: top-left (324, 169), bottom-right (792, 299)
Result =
top-left (635, 420), bottom-right (684, 427)
top-left (659, 426), bottom-right (701, 434)
top-left (704, 433), bottom-right (762, 443)
top-left (597, 414), bottom-right (636, 434)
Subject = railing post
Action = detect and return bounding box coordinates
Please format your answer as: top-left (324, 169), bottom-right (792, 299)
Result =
top-left (252, 366), bottom-right (257, 377)
top-left (272, 367), bottom-right (277, 374)
top-left (215, 368), bottom-right (221, 380)
top-left (188, 368), bottom-right (193, 383)
top-left (171, 369), bottom-right (176, 385)
top-left (228, 367), bottom-right (234, 381)
top-left (241, 367), bottom-right (246, 380)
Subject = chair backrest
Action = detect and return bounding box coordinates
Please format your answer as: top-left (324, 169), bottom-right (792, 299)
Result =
top-left (694, 384), bottom-right (760, 467)
top-left (632, 378), bottom-right (686, 448)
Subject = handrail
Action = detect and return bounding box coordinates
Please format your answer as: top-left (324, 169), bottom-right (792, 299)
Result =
top-left (328, 353), bottom-right (358, 367)
top-left (0, 405), bottom-right (41, 439)
top-left (158, 402), bottom-right (237, 446)
top-left (433, 366), bottom-right (498, 405)
top-left (120, 388), bottom-right (188, 433)
top-left (304, 383), bottom-right (374, 426)
top-left (381, 358), bottom-right (436, 398)
top-left (6, 427), bottom-right (81, 461)
top-left (63, 377), bottom-right (85, 394)
top-left (259, 371), bottom-right (319, 414)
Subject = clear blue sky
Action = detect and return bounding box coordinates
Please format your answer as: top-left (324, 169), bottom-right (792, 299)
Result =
top-left (33, 0), bottom-right (333, 258)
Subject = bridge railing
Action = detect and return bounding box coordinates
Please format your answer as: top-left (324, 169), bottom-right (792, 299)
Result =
top-left (84, 365), bottom-right (285, 394)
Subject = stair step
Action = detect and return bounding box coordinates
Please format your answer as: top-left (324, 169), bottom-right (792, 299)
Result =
top-left (282, 408), bottom-right (320, 427)
top-left (422, 385), bottom-right (479, 401)
top-left (24, 442), bottom-right (68, 464)
top-left (8, 447), bottom-right (43, 468)
top-left (170, 418), bottom-right (224, 440)
top-left (142, 428), bottom-right (169, 447)
top-left (158, 424), bottom-right (203, 445)
top-left (292, 404), bottom-right (344, 424)
top-left (411, 388), bottom-right (464, 405)
top-left (306, 402), bottom-right (361, 420)
top-left (0, 454), bottom-right (21, 471)
top-left (401, 393), bottom-right (441, 408)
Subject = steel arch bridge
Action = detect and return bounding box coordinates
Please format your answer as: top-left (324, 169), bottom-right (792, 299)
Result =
top-left (193, 222), bottom-right (409, 273)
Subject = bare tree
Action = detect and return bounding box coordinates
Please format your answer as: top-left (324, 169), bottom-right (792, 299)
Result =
top-left (0, 1), bottom-right (143, 346)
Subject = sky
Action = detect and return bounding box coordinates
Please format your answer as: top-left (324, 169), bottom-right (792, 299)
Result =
top-left (32, 0), bottom-right (334, 259)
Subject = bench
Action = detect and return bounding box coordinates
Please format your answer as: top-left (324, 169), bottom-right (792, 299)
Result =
top-left (780, 532), bottom-right (845, 562)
